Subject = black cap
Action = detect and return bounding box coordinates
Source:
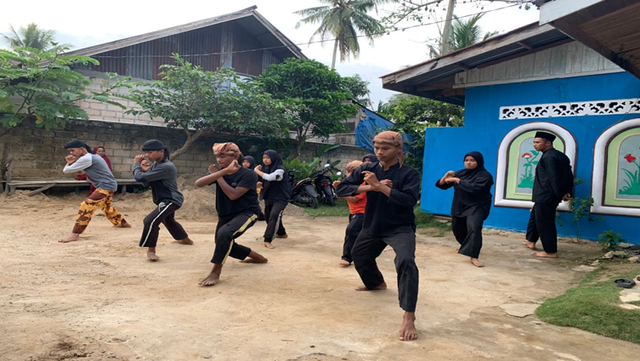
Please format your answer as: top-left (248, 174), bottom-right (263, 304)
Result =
top-left (142, 139), bottom-right (165, 151)
top-left (64, 139), bottom-right (86, 149)
top-left (535, 131), bottom-right (556, 142)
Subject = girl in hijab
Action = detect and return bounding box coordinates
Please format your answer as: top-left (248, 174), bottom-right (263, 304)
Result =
top-left (436, 151), bottom-right (494, 267)
top-left (243, 155), bottom-right (266, 221)
top-left (254, 150), bottom-right (291, 249)
top-left (362, 154), bottom-right (378, 163)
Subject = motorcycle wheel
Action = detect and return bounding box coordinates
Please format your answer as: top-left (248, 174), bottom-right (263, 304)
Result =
top-left (310, 195), bottom-right (318, 208)
top-left (324, 186), bottom-right (335, 206)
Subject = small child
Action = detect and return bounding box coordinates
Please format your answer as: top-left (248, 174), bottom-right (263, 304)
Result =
top-left (333, 160), bottom-right (367, 266)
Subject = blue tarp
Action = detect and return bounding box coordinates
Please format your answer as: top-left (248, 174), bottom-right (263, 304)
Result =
top-left (355, 106), bottom-right (412, 154)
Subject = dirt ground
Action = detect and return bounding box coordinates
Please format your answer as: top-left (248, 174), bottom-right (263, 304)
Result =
top-left (1, 183), bottom-right (640, 361)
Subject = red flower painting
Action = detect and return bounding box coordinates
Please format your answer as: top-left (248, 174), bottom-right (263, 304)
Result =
top-left (624, 154), bottom-right (637, 163)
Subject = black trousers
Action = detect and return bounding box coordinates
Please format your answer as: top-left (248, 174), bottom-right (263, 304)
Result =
top-left (342, 213), bottom-right (364, 262)
top-left (211, 213), bottom-right (257, 265)
top-left (451, 211), bottom-right (487, 259)
top-left (526, 202), bottom-right (559, 253)
top-left (351, 227), bottom-right (419, 312)
top-left (139, 202), bottom-right (188, 248)
top-left (263, 200), bottom-right (287, 242)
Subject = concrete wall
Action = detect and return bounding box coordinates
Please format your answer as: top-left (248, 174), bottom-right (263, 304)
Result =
top-left (421, 71), bottom-right (640, 244)
top-left (0, 120), bottom-right (368, 180)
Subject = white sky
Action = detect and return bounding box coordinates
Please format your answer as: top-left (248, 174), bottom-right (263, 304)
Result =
top-left (0, 0), bottom-right (540, 106)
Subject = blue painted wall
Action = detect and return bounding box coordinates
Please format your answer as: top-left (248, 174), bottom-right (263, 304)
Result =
top-left (421, 72), bottom-right (640, 244)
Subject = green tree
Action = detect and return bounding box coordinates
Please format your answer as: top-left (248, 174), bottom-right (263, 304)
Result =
top-left (0, 45), bottom-right (126, 134)
top-left (126, 54), bottom-right (291, 160)
top-left (256, 58), bottom-right (357, 156)
top-left (342, 74), bottom-right (371, 106)
top-left (2, 23), bottom-right (56, 50)
top-left (294, 0), bottom-right (391, 69)
top-left (377, 94), bottom-right (464, 172)
top-left (428, 14), bottom-right (499, 57)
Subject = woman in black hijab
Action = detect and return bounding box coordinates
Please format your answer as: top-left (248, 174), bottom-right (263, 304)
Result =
top-left (436, 151), bottom-right (494, 267)
top-left (362, 154), bottom-right (378, 163)
top-left (254, 150), bottom-right (291, 249)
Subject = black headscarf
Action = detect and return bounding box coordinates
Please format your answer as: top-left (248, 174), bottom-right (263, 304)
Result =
top-left (243, 155), bottom-right (256, 169)
top-left (363, 153), bottom-right (378, 163)
top-left (262, 150), bottom-right (285, 173)
top-left (261, 150), bottom-right (290, 201)
top-left (64, 139), bottom-right (93, 154)
top-left (455, 151), bottom-right (486, 179)
top-left (142, 139), bottom-right (170, 162)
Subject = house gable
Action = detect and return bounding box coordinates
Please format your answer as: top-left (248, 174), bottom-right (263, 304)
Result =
top-left (67, 6), bottom-right (305, 80)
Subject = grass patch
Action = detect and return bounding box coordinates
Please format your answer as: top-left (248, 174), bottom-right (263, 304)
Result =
top-left (415, 207), bottom-right (451, 237)
top-left (536, 262), bottom-right (640, 344)
top-left (301, 198), bottom-right (351, 217)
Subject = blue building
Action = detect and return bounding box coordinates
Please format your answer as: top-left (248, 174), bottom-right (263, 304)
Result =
top-left (382, 19), bottom-right (640, 244)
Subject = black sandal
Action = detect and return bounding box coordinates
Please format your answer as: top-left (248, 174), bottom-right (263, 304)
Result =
top-left (614, 278), bottom-right (636, 288)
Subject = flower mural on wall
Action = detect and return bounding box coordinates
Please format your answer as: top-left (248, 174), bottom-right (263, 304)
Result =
top-left (518, 150), bottom-right (540, 188)
top-left (619, 150), bottom-right (640, 195)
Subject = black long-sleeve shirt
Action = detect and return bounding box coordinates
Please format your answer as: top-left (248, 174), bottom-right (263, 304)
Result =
top-left (532, 148), bottom-right (573, 204)
top-left (436, 169), bottom-right (494, 218)
top-left (133, 161), bottom-right (184, 206)
top-left (336, 162), bottom-right (420, 236)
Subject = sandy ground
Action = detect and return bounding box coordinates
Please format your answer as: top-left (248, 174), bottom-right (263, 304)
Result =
top-left (1, 186), bottom-right (640, 361)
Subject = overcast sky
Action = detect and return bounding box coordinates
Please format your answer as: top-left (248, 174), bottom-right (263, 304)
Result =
top-left (0, 0), bottom-right (540, 107)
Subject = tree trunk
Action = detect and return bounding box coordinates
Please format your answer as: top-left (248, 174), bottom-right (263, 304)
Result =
top-left (440, 0), bottom-right (456, 55)
top-left (331, 38), bottom-right (339, 70)
top-left (170, 127), bottom-right (205, 161)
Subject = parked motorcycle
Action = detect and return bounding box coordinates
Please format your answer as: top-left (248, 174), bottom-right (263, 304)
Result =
top-left (288, 169), bottom-right (318, 209)
top-left (313, 164), bottom-right (338, 206)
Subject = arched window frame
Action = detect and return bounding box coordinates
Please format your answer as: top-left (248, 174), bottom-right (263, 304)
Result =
top-left (495, 122), bottom-right (577, 211)
top-left (592, 118), bottom-right (640, 216)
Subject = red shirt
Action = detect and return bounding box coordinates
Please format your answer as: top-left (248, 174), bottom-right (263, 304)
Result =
top-left (347, 183), bottom-right (367, 214)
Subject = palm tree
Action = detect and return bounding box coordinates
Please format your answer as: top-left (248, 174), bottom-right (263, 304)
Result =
top-left (2, 23), bottom-right (55, 50)
top-left (294, 0), bottom-right (391, 69)
top-left (429, 13), bottom-right (499, 58)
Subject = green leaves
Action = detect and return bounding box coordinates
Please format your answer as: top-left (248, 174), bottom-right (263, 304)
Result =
top-left (256, 58), bottom-right (356, 155)
top-left (124, 54), bottom-right (292, 159)
top-left (0, 45), bottom-right (125, 131)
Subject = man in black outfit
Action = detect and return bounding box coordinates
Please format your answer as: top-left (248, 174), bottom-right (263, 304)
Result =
top-left (523, 131), bottom-right (574, 258)
top-left (336, 131), bottom-right (421, 341)
top-left (195, 142), bottom-right (268, 286)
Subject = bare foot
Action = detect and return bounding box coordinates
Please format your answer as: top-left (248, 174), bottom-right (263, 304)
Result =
top-left (117, 220), bottom-right (132, 228)
top-left (147, 251), bottom-right (160, 261)
top-left (276, 234), bottom-right (288, 239)
top-left (532, 251), bottom-right (558, 258)
top-left (59, 233), bottom-right (80, 243)
top-left (264, 242), bottom-right (275, 249)
top-left (339, 260), bottom-right (351, 267)
top-left (173, 237), bottom-right (194, 245)
top-left (199, 264), bottom-right (222, 286)
top-left (471, 258), bottom-right (484, 267)
top-left (398, 312), bottom-right (418, 341)
top-left (522, 241), bottom-right (536, 250)
top-left (199, 272), bottom-right (220, 286)
top-left (240, 251), bottom-right (268, 263)
top-left (356, 282), bottom-right (387, 291)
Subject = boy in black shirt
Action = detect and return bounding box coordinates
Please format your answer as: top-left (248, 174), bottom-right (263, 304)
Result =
top-left (336, 131), bottom-right (421, 341)
top-left (195, 142), bottom-right (268, 286)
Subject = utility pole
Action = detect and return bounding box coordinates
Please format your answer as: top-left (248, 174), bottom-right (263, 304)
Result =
top-left (440, 0), bottom-right (456, 55)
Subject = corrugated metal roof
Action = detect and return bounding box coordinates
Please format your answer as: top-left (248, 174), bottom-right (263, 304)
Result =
top-left (381, 23), bottom-right (570, 105)
top-left (65, 6), bottom-right (305, 60)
